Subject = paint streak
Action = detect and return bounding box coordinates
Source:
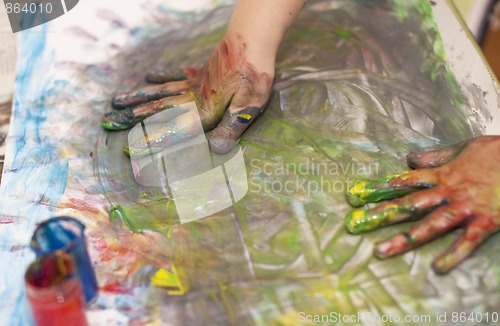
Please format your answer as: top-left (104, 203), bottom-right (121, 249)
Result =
top-left (0, 214), bottom-right (20, 224)
top-left (345, 204), bottom-right (414, 234)
top-left (346, 175), bottom-right (413, 207)
top-left (100, 282), bottom-right (131, 295)
top-left (237, 113), bottom-right (252, 123)
top-left (58, 198), bottom-right (101, 215)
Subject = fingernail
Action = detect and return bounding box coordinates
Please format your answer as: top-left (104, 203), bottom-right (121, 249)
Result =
top-left (345, 180), bottom-right (369, 207)
top-left (406, 152), bottom-right (422, 167)
top-left (432, 254), bottom-right (456, 274)
top-left (375, 241), bottom-right (392, 257)
top-left (207, 133), bottom-right (238, 154)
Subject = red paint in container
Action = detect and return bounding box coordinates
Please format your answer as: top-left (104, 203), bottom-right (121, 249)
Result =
top-left (25, 251), bottom-right (88, 326)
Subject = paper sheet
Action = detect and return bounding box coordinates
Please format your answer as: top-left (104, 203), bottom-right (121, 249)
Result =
top-left (1, 0), bottom-right (500, 325)
top-left (0, 5), bottom-right (16, 167)
top-left (0, 5), bottom-right (16, 104)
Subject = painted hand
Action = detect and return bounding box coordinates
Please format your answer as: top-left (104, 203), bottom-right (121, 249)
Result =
top-left (102, 38), bottom-right (274, 154)
top-left (345, 136), bottom-right (500, 274)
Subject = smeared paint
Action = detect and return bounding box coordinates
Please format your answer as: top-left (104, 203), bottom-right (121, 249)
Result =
top-left (237, 113), bottom-right (252, 123)
top-left (150, 264), bottom-right (189, 295)
top-left (333, 26), bottom-right (352, 40)
top-left (346, 175), bottom-right (410, 207)
top-left (58, 198), bottom-right (101, 214)
top-left (91, 2), bottom-right (495, 322)
top-left (345, 204), bottom-right (415, 234)
top-left (0, 23), bottom-right (71, 322)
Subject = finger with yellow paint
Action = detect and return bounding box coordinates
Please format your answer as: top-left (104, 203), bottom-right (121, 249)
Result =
top-left (345, 170), bottom-right (437, 207)
top-left (344, 136), bottom-right (500, 273)
top-left (345, 188), bottom-right (446, 234)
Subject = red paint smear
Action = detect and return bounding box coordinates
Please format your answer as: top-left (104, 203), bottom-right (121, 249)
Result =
top-left (184, 67), bottom-right (198, 78)
top-left (100, 282), bottom-right (131, 295)
top-left (93, 239), bottom-right (115, 262)
top-left (0, 215), bottom-right (19, 224)
top-left (94, 238), bottom-right (109, 251)
top-left (59, 198), bottom-right (100, 214)
top-left (92, 238), bottom-right (140, 263)
top-left (9, 245), bottom-right (25, 252)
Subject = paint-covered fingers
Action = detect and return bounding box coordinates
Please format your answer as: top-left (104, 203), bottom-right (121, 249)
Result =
top-left (345, 188), bottom-right (447, 234)
top-left (103, 94), bottom-right (193, 130)
top-left (124, 103), bottom-right (202, 158)
top-left (406, 141), bottom-right (469, 169)
top-left (207, 106), bottom-right (263, 154)
top-left (145, 68), bottom-right (197, 84)
top-left (111, 80), bottom-right (190, 110)
top-left (374, 204), bottom-right (469, 258)
top-left (431, 215), bottom-right (499, 274)
top-left (102, 108), bottom-right (136, 131)
top-left (126, 127), bottom-right (187, 158)
top-left (345, 170), bottom-right (438, 207)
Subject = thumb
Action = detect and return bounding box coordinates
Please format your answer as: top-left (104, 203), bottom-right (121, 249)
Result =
top-left (207, 106), bottom-right (263, 154)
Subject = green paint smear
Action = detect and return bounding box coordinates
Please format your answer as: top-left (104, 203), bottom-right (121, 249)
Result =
top-left (333, 27), bottom-right (352, 40)
top-left (345, 205), bottom-right (415, 234)
top-left (345, 175), bottom-right (433, 207)
top-left (346, 176), bottom-right (405, 206)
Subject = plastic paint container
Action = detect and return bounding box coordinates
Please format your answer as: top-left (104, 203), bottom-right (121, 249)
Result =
top-left (25, 251), bottom-right (88, 326)
top-left (30, 217), bottom-right (98, 303)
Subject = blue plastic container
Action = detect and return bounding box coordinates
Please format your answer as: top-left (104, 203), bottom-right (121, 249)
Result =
top-left (30, 217), bottom-right (98, 304)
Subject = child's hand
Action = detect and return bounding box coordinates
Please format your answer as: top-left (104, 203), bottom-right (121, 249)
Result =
top-left (345, 136), bottom-right (500, 274)
top-left (103, 36), bottom-right (274, 154)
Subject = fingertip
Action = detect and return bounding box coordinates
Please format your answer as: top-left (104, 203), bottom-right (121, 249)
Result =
top-left (206, 106), bottom-right (265, 154)
top-left (207, 133), bottom-right (239, 154)
top-left (374, 241), bottom-right (392, 258)
top-left (406, 143), bottom-right (466, 169)
top-left (344, 212), bottom-right (358, 234)
top-left (431, 257), bottom-right (452, 275)
top-left (345, 209), bottom-right (371, 234)
top-left (111, 96), bottom-right (126, 110)
top-left (407, 151), bottom-right (440, 169)
top-left (101, 120), bottom-right (123, 131)
top-left (122, 146), bottom-right (131, 157)
top-left (432, 244), bottom-right (470, 275)
top-left (345, 180), bottom-right (369, 207)
top-left (406, 152), bottom-right (423, 169)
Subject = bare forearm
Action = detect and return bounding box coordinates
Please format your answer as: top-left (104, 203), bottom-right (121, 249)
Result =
top-left (225, 0), bottom-right (306, 73)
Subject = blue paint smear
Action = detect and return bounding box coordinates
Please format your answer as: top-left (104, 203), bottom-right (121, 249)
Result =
top-left (0, 24), bottom-right (69, 325)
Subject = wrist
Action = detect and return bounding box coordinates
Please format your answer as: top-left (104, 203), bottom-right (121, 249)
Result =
top-left (222, 30), bottom-right (277, 77)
